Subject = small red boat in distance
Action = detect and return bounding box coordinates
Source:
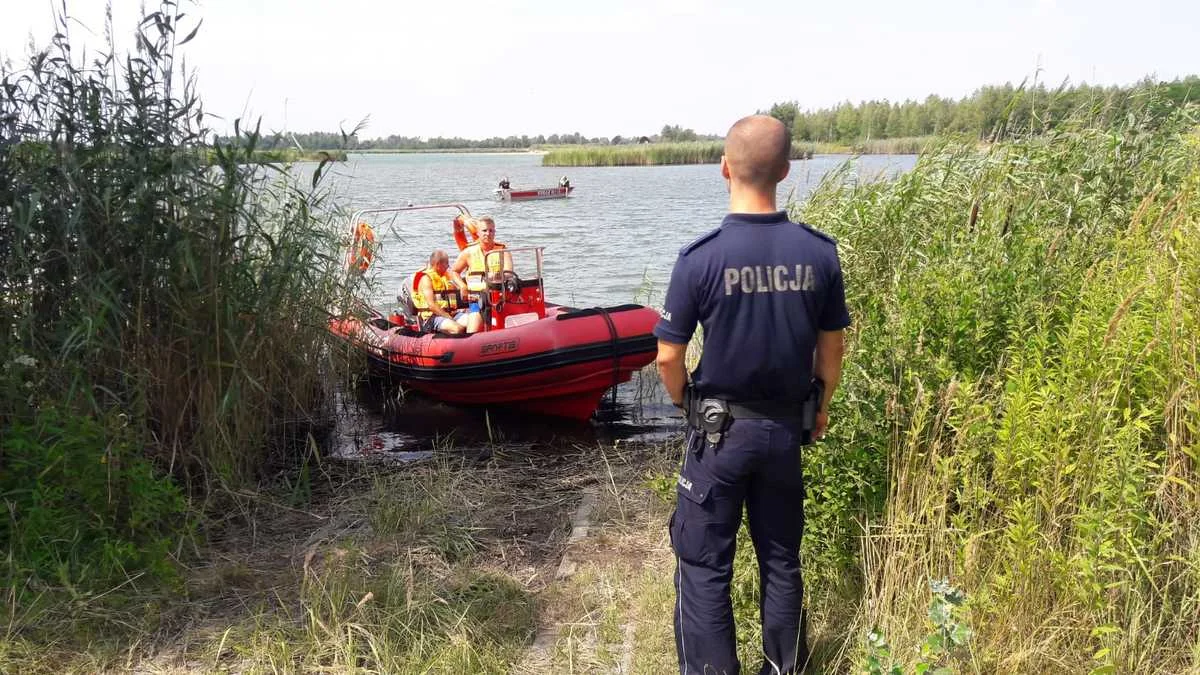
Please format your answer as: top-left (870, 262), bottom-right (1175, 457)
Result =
top-left (330, 204), bottom-right (658, 421)
top-left (494, 176), bottom-right (573, 201)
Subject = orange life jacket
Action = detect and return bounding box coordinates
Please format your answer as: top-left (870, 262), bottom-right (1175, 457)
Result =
top-left (464, 241), bottom-right (507, 276)
top-left (411, 267), bottom-right (460, 321)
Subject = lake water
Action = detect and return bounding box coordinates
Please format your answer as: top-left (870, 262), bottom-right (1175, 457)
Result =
top-left (326, 152), bottom-right (916, 309)
top-left (321, 152), bottom-right (917, 458)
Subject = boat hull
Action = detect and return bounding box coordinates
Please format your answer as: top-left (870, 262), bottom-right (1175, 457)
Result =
top-left (330, 304), bottom-right (659, 421)
top-left (495, 186), bottom-right (573, 201)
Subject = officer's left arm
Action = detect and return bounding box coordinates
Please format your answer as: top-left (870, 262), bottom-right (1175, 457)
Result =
top-left (813, 254), bottom-right (852, 438)
top-left (813, 329), bottom-right (844, 439)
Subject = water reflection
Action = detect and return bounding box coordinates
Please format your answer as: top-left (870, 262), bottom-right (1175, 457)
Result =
top-left (326, 368), bottom-right (681, 462)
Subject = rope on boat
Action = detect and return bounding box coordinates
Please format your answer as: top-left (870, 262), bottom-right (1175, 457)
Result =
top-left (595, 307), bottom-right (621, 409)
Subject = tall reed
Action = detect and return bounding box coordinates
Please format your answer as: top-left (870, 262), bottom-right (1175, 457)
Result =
top-left (788, 103), bottom-right (1200, 671)
top-left (0, 0), bottom-right (357, 628)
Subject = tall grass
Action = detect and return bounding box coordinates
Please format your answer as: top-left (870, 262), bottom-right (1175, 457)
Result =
top-left (206, 463), bottom-right (536, 674)
top-left (1, 0), bottom-right (354, 637)
top-left (786, 103), bottom-right (1200, 671)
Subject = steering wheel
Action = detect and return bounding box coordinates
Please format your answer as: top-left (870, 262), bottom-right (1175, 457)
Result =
top-left (502, 270), bottom-right (522, 295)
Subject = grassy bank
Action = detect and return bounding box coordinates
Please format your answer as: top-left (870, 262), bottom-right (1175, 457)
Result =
top-left (201, 147), bottom-right (348, 163)
top-left (541, 141), bottom-right (816, 167)
top-left (785, 107), bottom-right (1200, 672)
top-left (351, 147), bottom-right (541, 155)
top-left (542, 139), bottom-right (924, 167)
top-left (802, 135), bottom-right (932, 155)
top-left (542, 141), bottom-right (724, 166)
top-left (259, 147), bottom-right (347, 162)
top-left (1, 0), bottom-right (358, 656)
top-left (0, 435), bottom-right (675, 674)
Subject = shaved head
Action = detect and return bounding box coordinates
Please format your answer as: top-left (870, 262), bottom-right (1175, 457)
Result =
top-left (723, 115), bottom-right (791, 190)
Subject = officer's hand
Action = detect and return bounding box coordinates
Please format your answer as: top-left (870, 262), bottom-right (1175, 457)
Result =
top-left (814, 410), bottom-right (829, 440)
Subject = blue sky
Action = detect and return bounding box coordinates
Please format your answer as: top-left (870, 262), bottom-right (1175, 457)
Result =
top-left (3, 0), bottom-right (1197, 139)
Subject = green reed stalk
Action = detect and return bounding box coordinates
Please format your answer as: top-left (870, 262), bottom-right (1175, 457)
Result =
top-left (782, 101), bottom-right (1200, 672)
top-left (0, 0), bottom-right (360, 630)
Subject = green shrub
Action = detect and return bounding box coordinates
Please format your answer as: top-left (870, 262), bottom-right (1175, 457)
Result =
top-left (790, 100), bottom-right (1200, 671)
top-left (1, 406), bottom-right (186, 601)
top-left (0, 0), bottom-right (355, 643)
top-left (0, 3), bottom-right (353, 486)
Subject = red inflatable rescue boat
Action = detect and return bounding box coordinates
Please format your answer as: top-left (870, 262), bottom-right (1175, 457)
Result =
top-left (329, 204), bottom-right (659, 421)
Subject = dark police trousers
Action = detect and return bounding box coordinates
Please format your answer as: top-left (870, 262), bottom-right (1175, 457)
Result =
top-left (671, 418), bottom-right (808, 675)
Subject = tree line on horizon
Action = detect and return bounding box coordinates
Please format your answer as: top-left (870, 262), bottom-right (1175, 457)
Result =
top-left (220, 76), bottom-right (1197, 152)
top-left (221, 124), bottom-right (721, 152)
top-left (765, 75), bottom-right (1199, 143)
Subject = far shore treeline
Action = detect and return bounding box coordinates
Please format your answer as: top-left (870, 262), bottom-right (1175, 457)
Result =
top-left (222, 76), bottom-right (1198, 156)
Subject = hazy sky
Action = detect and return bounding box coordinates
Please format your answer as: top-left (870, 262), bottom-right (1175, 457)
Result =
top-left (3, 0), bottom-right (1197, 139)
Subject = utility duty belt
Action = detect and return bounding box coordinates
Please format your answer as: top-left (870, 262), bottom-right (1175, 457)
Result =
top-left (683, 379), bottom-right (825, 446)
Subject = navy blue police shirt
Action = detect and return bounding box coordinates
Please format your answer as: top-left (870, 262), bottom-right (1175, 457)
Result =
top-left (653, 211), bottom-right (850, 403)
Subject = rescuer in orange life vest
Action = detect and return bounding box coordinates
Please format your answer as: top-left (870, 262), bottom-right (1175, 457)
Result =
top-left (413, 249), bottom-right (482, 334)
top-left (453, 215), bottom-right (513, 284)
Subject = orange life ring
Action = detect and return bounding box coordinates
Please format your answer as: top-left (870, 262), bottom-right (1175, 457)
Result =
top-left (348, 221), bottom-right (376, 273)
top-left (452, 214), bottom-right (479, 251)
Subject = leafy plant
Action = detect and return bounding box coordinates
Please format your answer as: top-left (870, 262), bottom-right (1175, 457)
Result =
top-left (0, 0), bottom-right (356, 643)
top-left (865, 580), bottom-right (971, 675)
top-left (1, 406), bottom-right (187, 604)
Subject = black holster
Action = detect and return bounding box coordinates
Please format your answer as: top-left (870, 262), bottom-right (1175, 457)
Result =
top-left (683, 383), bottom-right (732, 436)
top-left (684, 379), bottom-right (823, 443)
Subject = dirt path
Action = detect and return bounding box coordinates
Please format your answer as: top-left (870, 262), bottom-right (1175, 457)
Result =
top-left (113, 439), bottom-right (680, 674)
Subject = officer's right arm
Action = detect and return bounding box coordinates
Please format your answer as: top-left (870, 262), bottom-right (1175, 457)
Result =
top-left (653, 254), bottom-right (699, 407)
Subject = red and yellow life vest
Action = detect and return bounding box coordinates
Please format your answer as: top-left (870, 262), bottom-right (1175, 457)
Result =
top-left (464, 241), bottom-right (507, 276)
top-left (411, 267), bottom-right (460, 321)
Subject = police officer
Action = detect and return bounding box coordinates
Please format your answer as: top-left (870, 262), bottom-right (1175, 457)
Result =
top-left (654, 115), bottom-right (848, 675)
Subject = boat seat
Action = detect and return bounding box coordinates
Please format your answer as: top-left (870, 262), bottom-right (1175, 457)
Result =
top-left (394, 271), bottom-right (422, 328)
top-left (397, 272), bottom-right (419, 313)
